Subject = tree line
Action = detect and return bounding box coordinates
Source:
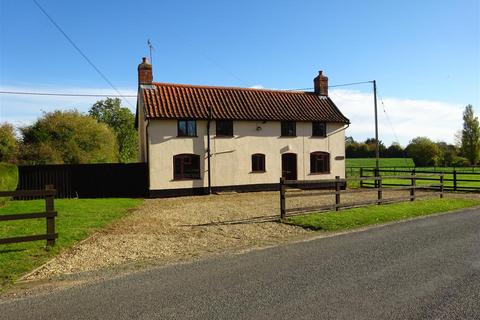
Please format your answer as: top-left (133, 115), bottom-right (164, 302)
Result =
top-left (0, 98), bottom-right (138, 165)
top-left (348, 104), bottom-right (479, 167)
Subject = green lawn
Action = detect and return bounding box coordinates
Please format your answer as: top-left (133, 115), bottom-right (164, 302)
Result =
top-left (285, 198), bottom-right (480, 231)
top-left (0, 198), bottom-right (142, 288)
top-left (0, 163), bottom-right (18, 206)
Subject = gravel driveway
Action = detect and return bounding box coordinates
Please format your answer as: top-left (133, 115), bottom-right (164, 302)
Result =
top-left (24, 189), bottom-right (441, 280)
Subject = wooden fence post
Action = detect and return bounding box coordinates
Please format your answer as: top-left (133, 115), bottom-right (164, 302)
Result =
top-left (440, 174), bottom-right (444, 199)
top-left (45, 184), bottom-right (55, 247)
top-left (335, 176), bottom-right (340, 211)
top-left (359, 167), bottom-right (364, 188)
top-left (453, 170), bottom-right (457, 192)
top-left (377, 175), bottom-right (382, 205)
top-left (410, 171), bottom-right (416, 201)
top-left (279, 178), bottom-right (286, 220)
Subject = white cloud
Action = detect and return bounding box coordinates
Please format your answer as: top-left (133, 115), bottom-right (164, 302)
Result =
top-left (330, 89), bottom-right (464, 146)
top-left (0, 85), bottom-right (137, 128)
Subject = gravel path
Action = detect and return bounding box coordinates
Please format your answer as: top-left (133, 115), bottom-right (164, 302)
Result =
top-left (24, 189), bottom-right (445, 280)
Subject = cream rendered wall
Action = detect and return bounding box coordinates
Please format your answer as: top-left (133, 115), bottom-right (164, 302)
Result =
top-left (147, 120), bottom-right (346, 190)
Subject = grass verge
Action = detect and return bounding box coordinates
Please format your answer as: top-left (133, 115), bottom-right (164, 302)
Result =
top-left (0, 198), bottom-right (142, 289)
top-left (285, 198), bottom-right (480, 231)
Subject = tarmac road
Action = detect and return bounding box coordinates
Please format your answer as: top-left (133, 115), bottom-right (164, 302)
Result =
top-left (1, 207), bottom-right (479, 319)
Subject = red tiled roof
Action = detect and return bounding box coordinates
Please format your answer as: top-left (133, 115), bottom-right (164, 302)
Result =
top-left (140, 82), bottom-right (349, 123)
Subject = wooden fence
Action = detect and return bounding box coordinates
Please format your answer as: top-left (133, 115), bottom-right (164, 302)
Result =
top-left (279, 173), bottom-right (444, 219)
top-left (17, 163), bottom-right (148, 199)
top-left (360, 168), bottom-right (480, 192)
top-left (347, 165), bottom-right (480, 178)
top-left (0, 185), bottom-right (57, 247)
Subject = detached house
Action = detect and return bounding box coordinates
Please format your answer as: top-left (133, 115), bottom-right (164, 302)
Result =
top-left (136, 57), bottom-right (350, 197)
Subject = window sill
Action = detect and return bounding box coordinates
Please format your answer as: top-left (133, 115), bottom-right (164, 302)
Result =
top-left (250, 171), bottom-right (266, 174)
top-left (172, 177), bottom-right (202, 181)
top-left (279, 136), bottom-right (297, 138)
top-left (308, 172), bottom-right (331, 175)
top-left (215, 135), bottom-right (234, 138)
top-left (311, 135), bottom-right (327, 138)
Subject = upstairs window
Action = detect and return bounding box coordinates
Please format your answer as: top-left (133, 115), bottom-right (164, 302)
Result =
top-left (312, 122), bottom-right (327, 137)
top-left (173, 154), bottom-right (200, 179)
top-left (178, 120), bottom-right (197, 137)
top-left (281, 121), bottom-right (296, 137)
top-left (216, 120), bottom-right (233, 136)
top-left (310, 152), bottom-right (330, 174)
top-left (251, 154), bottom-right (266, 172)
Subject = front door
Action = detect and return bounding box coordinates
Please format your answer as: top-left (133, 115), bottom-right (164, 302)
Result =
top-left (282, 153), bottom-right (297, 180)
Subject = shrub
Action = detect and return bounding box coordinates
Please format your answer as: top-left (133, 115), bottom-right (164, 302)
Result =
top-left (20, 110), bottom-right (118, 164)
top-left (451, 156), bottom-right (470, 167)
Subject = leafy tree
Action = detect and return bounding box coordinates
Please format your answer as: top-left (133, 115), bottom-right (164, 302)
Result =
top-left (436, 141), bottom-right (459, 167)
top-left (0, 123), bottom-right (18, 163)
top-left (384, 142), bottom-right (404, 158)
top-left (20, 110), bottom-right (118, 164)
top-left (406, 137), bottom-right (441, 166)
top-left (89, 98), bottom-right (138, 163)
top-left (363, 138), bottom-right (386, 156)
top-left (345, 136), bottom-right (355, 144)
top-left (461, 104), bottom-right (480, 165)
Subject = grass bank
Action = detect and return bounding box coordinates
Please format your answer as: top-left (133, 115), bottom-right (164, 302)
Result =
top-left (0, 198), bottom-right (142, 288)
top-left (285, 198), bottom-right (480, 231)
top-left (0, 163), bottom-right (18, 206)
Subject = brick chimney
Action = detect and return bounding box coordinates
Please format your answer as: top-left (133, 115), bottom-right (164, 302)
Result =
top-left (313, 70), bottom-right (328, 96)
top-left (138, 57), bottom-right (152, 85)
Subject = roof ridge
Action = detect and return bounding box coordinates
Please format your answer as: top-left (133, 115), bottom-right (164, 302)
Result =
top-left (150, 82), bottom-right (316, 95)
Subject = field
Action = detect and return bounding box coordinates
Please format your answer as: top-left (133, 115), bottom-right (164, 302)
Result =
top-left (0, 198), bottom-right (142, 288)
top-left (346, 158), bottom-right (415, 169)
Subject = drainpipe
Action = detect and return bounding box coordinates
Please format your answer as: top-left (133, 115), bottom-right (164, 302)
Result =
top-left (207, 106), bottom-right (212, 195)
top-left (145, 120), bottom-right (150, 197)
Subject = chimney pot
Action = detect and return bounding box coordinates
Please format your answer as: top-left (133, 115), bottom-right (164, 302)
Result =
top-left (138, 57), bottom-right (153, 85)
top-left (314, 70), bottom-right (328, 96)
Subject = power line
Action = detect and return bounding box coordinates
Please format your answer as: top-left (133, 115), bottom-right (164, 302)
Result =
top-left (0, 90), bottom-right (137, 98)
top-left (329, 80), bottom-right (373, 88)
top-left (286, 80), bottom-right (373, 91)
top-left (0, 79), bottom-right (374, 97)
top-left (32, 0), bottom-right (133, 107)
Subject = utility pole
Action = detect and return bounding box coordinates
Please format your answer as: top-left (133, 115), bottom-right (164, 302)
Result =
top-left (373, 80), bottom-right (379, 172)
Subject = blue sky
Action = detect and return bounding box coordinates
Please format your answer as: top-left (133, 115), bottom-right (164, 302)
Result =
top-left (0, 0), bottom-right (479, 145)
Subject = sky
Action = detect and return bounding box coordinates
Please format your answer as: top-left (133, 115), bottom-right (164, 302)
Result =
top-left (0, 0), bottom-right (479, 146)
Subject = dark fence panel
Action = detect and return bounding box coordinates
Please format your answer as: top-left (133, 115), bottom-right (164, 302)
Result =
top-left (17, 163), bottom-right (148, 199)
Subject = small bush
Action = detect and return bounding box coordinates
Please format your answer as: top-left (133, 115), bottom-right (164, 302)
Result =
top-left (0, 163), bottom-right (18, 206)
top-left (451, 156), bottom-right (470, 167)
